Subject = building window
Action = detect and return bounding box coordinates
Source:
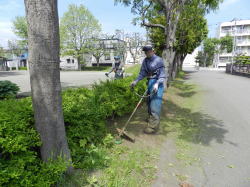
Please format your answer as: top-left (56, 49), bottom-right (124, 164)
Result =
top-left (72, 59), bottom-right (74, 64)
top-left (67, 59), bottom-right (70, 64)
top-left (221, 26), bottom-right (231, 34)
top-left (105, 54), bottom-right (111, 60)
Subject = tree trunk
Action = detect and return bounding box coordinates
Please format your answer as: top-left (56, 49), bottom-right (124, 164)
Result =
top-left (160, 0), bottom-right (184, 82)
top-left (96, 57), bottom-right (100, 67)
top-left (25, 0), bottom-right (72, 165)
top-left (171, 53), bottom-right (180, 80)
top-left (180, 54), bottom-right (186, 71)
top-left (132, 55), bottom-right (137, 64)
top-left (162, 47), bottom-right (176, 82)
top-left (77, 56), bottom-right (81, 70)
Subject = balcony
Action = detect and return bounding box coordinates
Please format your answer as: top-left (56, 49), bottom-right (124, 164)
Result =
top-left (236, 41), bottom-right (250, 47)
top-left (220, 30), bottom-right (250, 37)
top-left (219, 53), bottom-right (232, 57)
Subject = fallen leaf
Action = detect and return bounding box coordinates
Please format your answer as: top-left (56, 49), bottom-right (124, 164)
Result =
top-left (168, 163), bottom-right (174, 167)
top-left (227, 165), bottom-right (235, 168)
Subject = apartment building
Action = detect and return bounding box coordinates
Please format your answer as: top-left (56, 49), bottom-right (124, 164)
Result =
top-left (214, 19), bottom-right (250, 68)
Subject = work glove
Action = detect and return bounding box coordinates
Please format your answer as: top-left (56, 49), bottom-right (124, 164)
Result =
top-left (130, 81), bottom-right (137, 90)
top-left (153, 83), bottom-right (159, 93)
top-left (105, 73), bottom-right (109, 77)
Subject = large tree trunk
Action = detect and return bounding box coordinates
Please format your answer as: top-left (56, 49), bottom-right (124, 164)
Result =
top-left (162, 47), bottom-right (176, 82)
top-left (179, 54), bottom-right (186, 71)
top-left (25, 0), bottom-right (72, 164)
top-left (161, 0), bottom-right (185, 82)
top-left (77, 56), bottom-right (81, 70)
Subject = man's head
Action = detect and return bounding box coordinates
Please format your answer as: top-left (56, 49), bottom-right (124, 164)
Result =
top-left (142, 45), bottom-right (154, 58)
top-left (114, 56), bottom-right (121, 62)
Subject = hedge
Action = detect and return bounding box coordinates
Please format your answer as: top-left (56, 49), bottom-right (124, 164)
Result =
top-left (0, 80), bottom-right (20, 99)
top-left (0, 74), bottom-right (146, 186)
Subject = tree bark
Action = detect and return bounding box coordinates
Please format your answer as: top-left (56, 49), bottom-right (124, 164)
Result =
top-left (96, 57), bottom-right (100, 67)
top-left (180, 54), bottom-right (186, 71)
top-left (160, 0), bottom-right (185, 82)
top-left (24, 0), bottom-right (72, 165)
top-left (77, 55), bottom-right (81, 70)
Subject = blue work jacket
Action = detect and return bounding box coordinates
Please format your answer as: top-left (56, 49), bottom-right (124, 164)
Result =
top-left (135, 54), bottom-right (167, 85)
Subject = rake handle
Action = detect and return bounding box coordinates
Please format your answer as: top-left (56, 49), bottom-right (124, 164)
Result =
top-left (119, 89), bottom-right (148, 135)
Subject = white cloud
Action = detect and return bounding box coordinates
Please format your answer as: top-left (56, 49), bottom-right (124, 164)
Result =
top-left (0, 21), bottom-right (17, 48)
top-left (0, 0), bottom-right (23, 48)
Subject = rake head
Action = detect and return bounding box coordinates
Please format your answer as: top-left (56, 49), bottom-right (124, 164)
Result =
top-left (116, 128), bottom-right (135, 143)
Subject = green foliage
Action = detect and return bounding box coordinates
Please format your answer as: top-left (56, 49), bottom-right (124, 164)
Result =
top-left (60, 4), bottom-right (101, 63)
top-left (0, 68), bottom-right (146, 185)
top-left (12, 16), bottom-right (28, 48)
top-left (148, 15), bottom-right (165, 55)
top-left (195, 51), bottom-right (206, 67)
top-left (116, 0), bottom-right (221, 57)
top-left (81, 66), bottom-right (109, 71)
top-left (235, 55), bottom-right (250, 65)
top-left (0, 46), bottom-right (4, 57)
top-left (0, 80), bottom-right (20, 99)
top-left (148, 0), bottom-right (209, 56)
top-left (63, 76), bottom-right (146, 169)
top-left (175, 1), bottom-right (208, 55)
top-left (199, 36), bottom-right (233, 67)
top-left (19, 67), bottom-right (28, 70)
top-left (220, 35), bottom-right (233, 53)
top-left (0, 98), bottom-right (67, 186)
top-left (203, 37), bottom-right (220, 66)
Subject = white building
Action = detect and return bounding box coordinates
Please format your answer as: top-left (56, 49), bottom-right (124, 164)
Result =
top-left (214, 19), bottom-right (250, 68)
top-left (182, 48), bottom-right (199, 68)
top-left (86, 38), bottom-right (145, 66)
top-left (60, 56), bottom-right (78, 70)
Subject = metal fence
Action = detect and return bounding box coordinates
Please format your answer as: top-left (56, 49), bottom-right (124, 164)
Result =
top-left (226, 64), bottom-right (250, 77)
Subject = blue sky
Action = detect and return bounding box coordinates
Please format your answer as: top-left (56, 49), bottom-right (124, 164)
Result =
top-left (0, 0), bottom-right (249, 48)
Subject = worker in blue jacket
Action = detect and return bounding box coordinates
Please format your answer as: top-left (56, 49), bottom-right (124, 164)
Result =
top-left (105, 56), bottom-right (125, 79)
top-left (130, 45), bottom-right (167, 134)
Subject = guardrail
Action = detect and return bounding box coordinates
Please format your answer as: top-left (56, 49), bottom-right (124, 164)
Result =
top-left (226, 64), bottom-right (250, 77)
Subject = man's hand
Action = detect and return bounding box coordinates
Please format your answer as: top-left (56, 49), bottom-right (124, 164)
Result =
top-left (153, 83), bottom-right (159, 93)
top-left (130, 81), bottom-right (137, 90)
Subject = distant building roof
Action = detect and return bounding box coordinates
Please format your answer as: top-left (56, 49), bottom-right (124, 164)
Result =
top-left (220, 19), bottom-right (250, 27)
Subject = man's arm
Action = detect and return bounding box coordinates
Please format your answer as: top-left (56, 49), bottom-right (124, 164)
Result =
top-left (134, 61), bottom-right (147, 83)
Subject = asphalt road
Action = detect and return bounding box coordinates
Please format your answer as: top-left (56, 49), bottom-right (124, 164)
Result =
top-left (0, 71), bottom-right (111, 94)
top-left (187, 70), bottom-right (250, 187)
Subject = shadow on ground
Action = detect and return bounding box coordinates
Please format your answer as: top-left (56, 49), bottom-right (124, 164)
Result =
top-left (107, 98), bottom-right (229, 148)
top-left (160, 99), bottom-right (230, 147)
top-left (171, 79), bottom-right (196, 98)
top-left (107, 78), bottom-right (231, 147)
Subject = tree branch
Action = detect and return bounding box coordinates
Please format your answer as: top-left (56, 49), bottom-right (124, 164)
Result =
top-left (141, 21), bottom-right (165, 30)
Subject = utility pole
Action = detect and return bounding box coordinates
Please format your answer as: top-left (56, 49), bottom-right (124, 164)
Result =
top-left (230, 18), bottom-right (238, 73)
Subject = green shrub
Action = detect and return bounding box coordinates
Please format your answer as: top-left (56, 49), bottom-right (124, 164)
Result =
top-left (0, 80), bottom-right (20, 99)
top-left (81, 66), bottom-right (109, 71)
top-left (0, 68), bottom-right (146, 185)
top-left (63, 75), bottom-right (146, 169)
top-left (0, 98), bottom-right (67, 186)
top-left (19, 67), bottom-right (28, 70)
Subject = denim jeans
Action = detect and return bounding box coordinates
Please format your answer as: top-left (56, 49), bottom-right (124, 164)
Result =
top-left (147, 79), bottom-right (164, 129)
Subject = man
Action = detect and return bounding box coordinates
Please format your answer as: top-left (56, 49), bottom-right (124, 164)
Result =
top-left (130, 45), bottom-right (167, 134)
top-left (105, 56), bottom-right (125, 79)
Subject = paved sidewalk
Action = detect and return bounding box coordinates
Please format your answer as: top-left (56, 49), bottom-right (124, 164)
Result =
top-left (0, 71), bottom-right (110, 95)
